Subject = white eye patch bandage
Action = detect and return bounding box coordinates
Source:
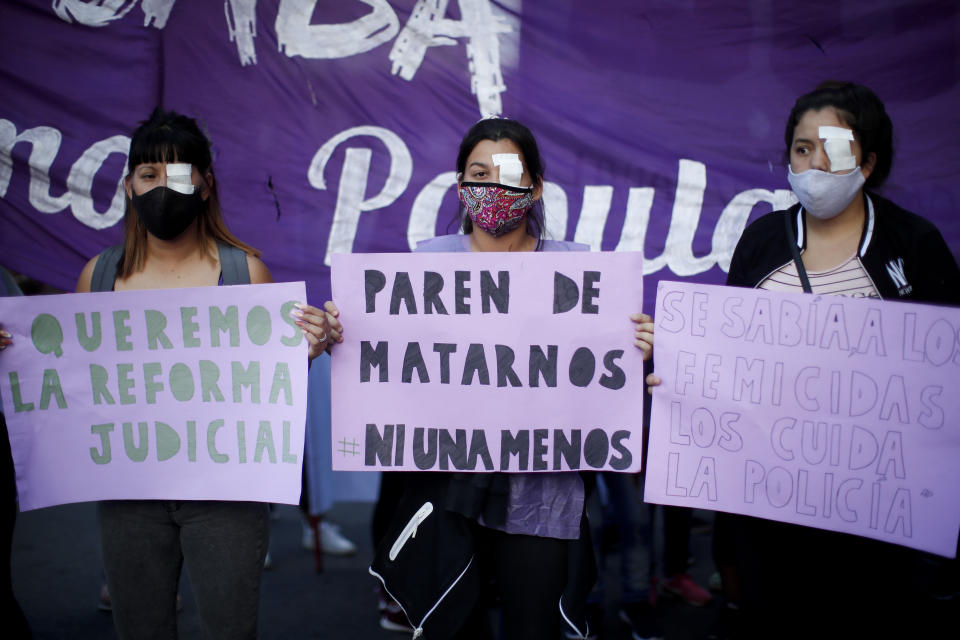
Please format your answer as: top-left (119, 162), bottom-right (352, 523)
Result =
top-left (492, 153), bottom-right (524, 188)
top-left (819, 126), bottom-right (856, 172)
top-left (165, 163), bottom-right (195, 195)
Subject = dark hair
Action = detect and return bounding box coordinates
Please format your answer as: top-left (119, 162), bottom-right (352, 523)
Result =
top-left (127, 108), bottom-right (213, 172)
top-left (454, 118), bottom-right (547, 243)
top-left (121, 108), bottom-right (258, 277)
top-left (784, 82), bottom-right (893, 189)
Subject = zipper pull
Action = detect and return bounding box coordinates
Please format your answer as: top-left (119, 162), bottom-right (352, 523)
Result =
top-left (389, 502), bottom-right (434, 561)
top-left (412, 627), bottom-right (424, 639)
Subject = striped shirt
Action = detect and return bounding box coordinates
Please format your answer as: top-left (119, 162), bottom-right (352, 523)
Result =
top-left (759, 254), bottom-right (880, 298)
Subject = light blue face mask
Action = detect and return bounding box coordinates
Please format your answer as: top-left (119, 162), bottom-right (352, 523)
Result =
top-left (787, 166), bottom-right (865, 220)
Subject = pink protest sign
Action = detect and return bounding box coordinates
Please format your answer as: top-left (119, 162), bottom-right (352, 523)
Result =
top-left (0, 283), bottom-right (309, 510)
top-left (644, 280), bottom-right (960, 557)
top-left (330, 251), bottom-right (645, 473)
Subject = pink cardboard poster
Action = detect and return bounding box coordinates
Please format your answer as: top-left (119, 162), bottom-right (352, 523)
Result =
top-left (0, 283), bottom-right (309, 510)
top-left (330, 251), bottom-right (645, 473)
top-left (644, 280), bottom-right (960, 557)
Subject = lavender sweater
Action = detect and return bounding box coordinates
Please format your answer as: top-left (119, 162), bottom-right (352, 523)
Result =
top-left (415, 234), bottom-right (587, 539)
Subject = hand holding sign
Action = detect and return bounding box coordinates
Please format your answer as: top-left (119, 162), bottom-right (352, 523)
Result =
top-left (630, 312), bottom-right (655, 360)
top-left (292, 301), bottom-right (343, 359)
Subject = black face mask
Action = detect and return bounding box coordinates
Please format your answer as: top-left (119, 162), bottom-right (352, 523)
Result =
top-left (132, 186), bottom-right (205, 241)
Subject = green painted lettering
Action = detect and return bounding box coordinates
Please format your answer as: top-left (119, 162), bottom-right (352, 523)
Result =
top-left (89, 364), bottom-right (115, 405)
top-left (199, 360), bottom-right (224, 402)
top-left (117, 364), bottom-right (136, 405)
top-left (143, 362), bottom-right (164, 404)
top-left (246, 305), bottom-right (272, 346)
top-left (8, 372), bottom-right (34, 413)
top-left (122, 421), bottom-right (148, 462)
top-left (90, 423), bottom-right (113, 464)
top-left (75, 312), bottom-right (102, 352)
top-left (237, 420), bottom-right (247, 463)
top-left (269, 362), bottom-right (293, 405)
top-left (31, 313), bottom-right (64, 357)
top-left (282, 420), bottom-right (298, 463)
top-left (169, 362), bottom-right (195, 402)
top-left (207, 419), bottom-right (229, 463)
top-left (209, 305), bottom-right (240, 347)
top-left (181, 306), bottom-right (201, 348)
top-left (39, 369), bottom-right (67, 410)
top-left (113, 310), bottom-right (133, 351)
top-left (231, 361), bottom-right (260, 403)
top-left (145, 310), bottom-right (174, 350)
top-left (187, 420), bottom-right (197, 462)
top-left (280, 301), bottom-right (302, 347)
top-left (155, 421), bottom-right (181, 461)
top-left (254, 420), bottom-right (277, 463)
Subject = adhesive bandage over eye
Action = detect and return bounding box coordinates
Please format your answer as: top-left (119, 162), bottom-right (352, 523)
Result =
top-left (492, 153), bottom-right (524, 188)
top-left (165, 163), bottom-right (195, 195)
top-left (818, 126), bottom-right (856, 172)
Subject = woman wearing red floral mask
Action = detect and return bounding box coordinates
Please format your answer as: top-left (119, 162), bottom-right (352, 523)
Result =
top-left (307, 118), bottom-right (654, 640)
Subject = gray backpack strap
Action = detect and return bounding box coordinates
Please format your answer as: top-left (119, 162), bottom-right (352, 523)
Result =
top-left (90, 244), bottom-right (124, 293)
top-left (0, 267), bottom-right (23, 297)
top-left (217, 243), bottom-right (251, 285)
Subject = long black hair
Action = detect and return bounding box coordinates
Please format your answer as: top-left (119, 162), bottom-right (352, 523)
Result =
top-left (784, 82), bottom-right (894, 189)
top-left (454, 118), bottom-right (547, 244)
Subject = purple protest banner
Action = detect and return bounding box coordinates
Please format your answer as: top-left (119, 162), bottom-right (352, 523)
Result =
top-left (329, 251), bottom-right (645, 473)
top-left (1, 2), bottom-right (958, 315)
top-left (0, 282), bottom-right (309, 510)
top-left (644, 280), bottom-right (960, 558)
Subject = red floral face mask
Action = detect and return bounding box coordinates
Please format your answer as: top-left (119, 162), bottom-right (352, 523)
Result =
top-left (458, 182), bottom-right (536, 237)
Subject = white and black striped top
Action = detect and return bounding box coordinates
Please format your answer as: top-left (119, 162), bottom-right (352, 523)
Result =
top-left (759, 254), bottom-right (880, 298)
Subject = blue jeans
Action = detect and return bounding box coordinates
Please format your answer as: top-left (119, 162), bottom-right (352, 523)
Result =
top-left (99, 500), bottom-right (269, 640)
top-left (586, 473), bottom-right (654, 605)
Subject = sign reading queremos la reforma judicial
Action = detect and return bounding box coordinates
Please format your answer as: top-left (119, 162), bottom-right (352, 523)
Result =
top-left (330, 251), bottom-right (646, 473)
top-left (0, 283), bottom-right (309, 510)
top-left (1, 2), bottom-right (958, 312)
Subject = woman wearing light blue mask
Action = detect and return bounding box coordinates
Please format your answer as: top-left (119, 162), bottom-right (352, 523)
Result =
top-left (701, 82), bottom-right (960, 638)
top-left (721, 81), bottom-right (960, 301)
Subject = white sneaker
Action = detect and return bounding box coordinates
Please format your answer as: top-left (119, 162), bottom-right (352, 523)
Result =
top-left (319, 521), bottom-right (357, 556)
top-left (301, 523), bottom-right (317, 550)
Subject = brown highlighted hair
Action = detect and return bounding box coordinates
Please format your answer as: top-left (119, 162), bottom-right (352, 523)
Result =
top-left (119, 107), bottom-right (260, 278)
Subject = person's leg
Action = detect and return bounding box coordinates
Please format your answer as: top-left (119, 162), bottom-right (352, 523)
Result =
top-left (0, 412), bottom-right (30, 639)
top-left (99, 500), bottom-right (182, 640)
top-left (584, 474), bottom-right (607, 598)
top-left (177, 501), bottom-right (268, 640)
top-left (612, 474), bottom-right (662, 639)
top-left (662, 505), bottom-right (711, 606)
top-left (606, 474), bottom-right (652, 604)
top-left (491, 529), bottom-right (568, 640)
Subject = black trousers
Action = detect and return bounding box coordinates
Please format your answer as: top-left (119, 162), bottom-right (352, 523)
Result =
top-left (452, 526), bottom-right (569, 640)
top-left (0, 412), bottom-right (30, 639)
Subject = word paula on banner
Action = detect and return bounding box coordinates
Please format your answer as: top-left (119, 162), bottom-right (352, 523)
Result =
top-left (644, 280), bottom-right (960, 558)
top-left (330, 250), bottom-right (647, 474)
top-left (0, 282), bottom-right (310, 510)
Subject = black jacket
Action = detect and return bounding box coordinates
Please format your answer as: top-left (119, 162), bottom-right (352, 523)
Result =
top-left (727, 192), bottom-right (960, 305)
top-left (369, 473), bottom-right (597, 639)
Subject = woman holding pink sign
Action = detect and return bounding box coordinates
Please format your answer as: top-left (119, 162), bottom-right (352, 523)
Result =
top-left (708, 82), bottom-right (960, 638)
top-left (309, 117), bottom-right (655, 640)
top-left (74, 108), bottom-right (327, 640)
